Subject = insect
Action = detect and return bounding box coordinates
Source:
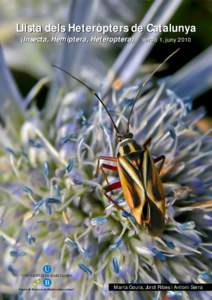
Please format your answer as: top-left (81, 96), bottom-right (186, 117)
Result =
top-left (53, 49), bottom-right (179, 235)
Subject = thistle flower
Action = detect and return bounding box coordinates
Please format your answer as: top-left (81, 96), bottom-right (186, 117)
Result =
top-left (0, 1), bottom-right (212, 300)
top-left (1, 62), bottom-right (212, 300)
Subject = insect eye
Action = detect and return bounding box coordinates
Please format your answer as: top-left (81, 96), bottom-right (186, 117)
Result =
top-left (125, 132), bottom-right (133, 139)
top-left (116, 134), bottom-right (123, 142)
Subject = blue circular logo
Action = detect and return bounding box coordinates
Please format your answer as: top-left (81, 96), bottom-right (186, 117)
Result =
top-left (43, 278), bottom-right (52, 287)
top-left (43, 264), bottom-right (52, 274)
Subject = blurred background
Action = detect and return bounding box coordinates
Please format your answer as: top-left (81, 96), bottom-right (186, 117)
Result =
top-left (0, 0), bottom-right (211, 119)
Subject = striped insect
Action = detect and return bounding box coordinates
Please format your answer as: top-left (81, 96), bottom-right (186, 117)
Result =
top-left (53, 49), bottom-right (179, 235)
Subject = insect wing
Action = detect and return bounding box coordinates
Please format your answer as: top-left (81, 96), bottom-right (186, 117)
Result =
top-left (142, 150), bottom-right (165, 211)
top-left (142, 149), bottom-right (165, 234)
top-left (117, 154), bottom-right (147, 225)
top-left (117, 148), bottom-right (165, 235)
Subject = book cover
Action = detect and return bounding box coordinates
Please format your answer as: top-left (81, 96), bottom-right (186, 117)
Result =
top-left (0, 1), bottom-right (211, 299)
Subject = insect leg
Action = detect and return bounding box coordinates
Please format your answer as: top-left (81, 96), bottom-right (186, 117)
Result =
top-left (97, 156), bottom-right (117, 162)
top-left (104, 192), bottom-right (126, 212)
top-left (104, 181), bottom-right (121, 192)
top-left (95, 156), bottom-right (117, 177)
top-left (103, 182), bottom-right (126, 213)
top-left (143, 137), bottom-right (152, 149)
top-left (96, 157), bottom-right (126, 212)
top-left (100, 164), bottom-right (118, 186)
top-left (154, 155), bottom-right (165, 174)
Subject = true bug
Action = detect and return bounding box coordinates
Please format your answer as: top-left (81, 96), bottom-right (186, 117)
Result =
top-left (53, 49), bottom-right (179, 235)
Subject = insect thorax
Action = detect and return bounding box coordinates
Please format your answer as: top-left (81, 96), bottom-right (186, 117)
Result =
top-left (117, 138), bottom-right (143, 157)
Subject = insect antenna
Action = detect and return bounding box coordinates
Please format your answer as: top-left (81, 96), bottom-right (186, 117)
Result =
top-left (126, 48), bottom-right (180, 133)
top-left (52, 64), bottom-right (120, 135)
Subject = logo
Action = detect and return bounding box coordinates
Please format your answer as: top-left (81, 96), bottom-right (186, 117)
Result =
top-left (19, 263), bottom-right (73, 292)
top-left (43, 264), bottom-right (52, 274)
top-left (32, 264), bottom-right (52, 287)
top-left (43, 278), bottom-right (52, 287)
top-left (32, 278), bottom-right (42, 287)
